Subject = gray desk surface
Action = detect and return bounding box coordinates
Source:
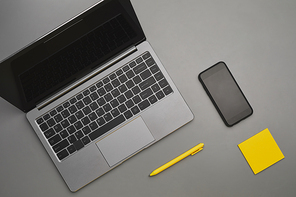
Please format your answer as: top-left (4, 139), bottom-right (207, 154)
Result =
top-left (1, 0), bottom-right (296, 196)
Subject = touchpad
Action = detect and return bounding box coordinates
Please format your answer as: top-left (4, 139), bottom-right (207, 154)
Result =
top-left (96, 117), bottom-right (155, 167)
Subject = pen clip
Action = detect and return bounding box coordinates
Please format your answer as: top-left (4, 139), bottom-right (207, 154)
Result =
top-left (191, 147), bottom-right (203, 155)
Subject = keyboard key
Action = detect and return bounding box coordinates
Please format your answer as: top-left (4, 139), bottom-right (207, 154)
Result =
top-left (151, 84), bottom-right (160, 93)
top-left (75, 131), bottom-right (84, 139)
top-left (54, 114), bottom-right (63, 123)
top-left (119, 74), bottom-right (127, 83)
top-left (44, 128), bottom-right (55, 139)
top-left (139, 76), bottom-right (156, 90)
top-left (129, 61), bottom-right (136, 68)
top-left (88, 112), bottom-right (98, 121)
top-left (63, 102), bottom-right (70, 108)
top-left (81, 116), bottom-right (90, 125)
top-left (142, 52), bottom-right (151, 60)
top-left (69, 97), bottom-right (77, 104)
top-left (56, 106), bottom-right (64, 112)
top-left (89, 85), bottom-right (97, 92)
top-left (67, 125), bottom-right (76, 134)
top-left (96, 108), bottom-right (104, 117)
top-left (68, 105), bottom-right (78, 114)
top-left (111, 79), bottom-right (120, 87)
top-left (140, 88), bottom-right (153, 100)
top-left (57, 149), bottom-right (69, 160)
top-left (139, 100), bottom-right (150, 110)
top-left (145, 57), bottom-right (155, 67)
top-left (68, 115), bottom-right (77, 124)
top-left (47, 118), bottom-right (56, 127)
top-left (140, 69), bottom-right (152, 80)
top-left (97, 97), bottom-right (106, 106)
top-left (136, 57), bottom-right (143, 64)
top-left (97, 117), bottom-right (106, 126)
top-left (103, 103), bottom-right (112, 112)
top-left (104, 113), bottom-right (112, 122)
top-left (132, 95), bottom-right (141, 104)
top-left (53, 124), bottom-right (63, 133)
top-left (50, 110), bottom-right (57, 117)
top-left (60, 130), bottom-right (69, 138)
top-left (68, 135), bottom-right (77, 143)
top-left (97, 88), bottom-right (106, 96)
top-left (104, 93), bottom-right (113, 102)
top-left (116, 69), bottom-right (123, 76)
top-left (133, 76), bottom-right (141, 84)
top-left (150, 64), bottom-right (159, 74)
top-left (90, 102), bottom-right (99, 110)
top-left (111, 89), bottom-right (120, 97)
top-left (109, 73), bottom-right (116, 80)
top-left (132, 86), bottom-right (141, 95)
top-left (83, 96), bottom-right (92, 105)
top-left (74, 121), bottom-right (83, 130)
top-left (155, 71), bottom-right (164, 81)
top-left (75, 111), bottom-right (84, 119)
top-left (133, 62), bottom-right (147, 74)
top-left (118, 104), bottom-right (127, 113)
top-left (126, 70), bottom-right (135, 79)
top-left (110, 99), bottom-right (119, 108)
top-left (159, 78), bottom-right (168, 88)
top-left (126, 80), bottom-right (135, 89)
top-left (89, 115), bottom-right (125, 140)
top-left (103, 77), bottom-right (110, 84)
top-left (83, 89), bottom-right (90, 96)
top-left (40, 122), bottom-right (49, 132)
top-left (104, 83), bottom-right (113, 92)
top-left (75, 101), bottom-right (84, 109)
top-left (90, 92), bottom-right (99, 101)
top-left (96, 81), bottom-right (103, 88)
top-left (82, 126), bottom-right (91, 135)
top-left (156, 90), bottom-right (165, 100)
top-left (53, 139), bottom-right (69, 153)
top-left (76, 93), bottom-right (83, 100)
top-left (117, 95), bottom-right (126, 103)
top-left (82, 136), bottom-right (91, 145)
top-left (82, 106), bottom-right (91, 115)
top-left (111, 108), bottom-right (120, 117)
top-left (124, 110), bottom-right (133, 119)
top-left (89, 122), bottom-right (98, 131)
top-left (163, 86), bottom-right (173, 95)
top-left (43, 114), bottom-right (50, 121)
top-left (48, 134), bottom-right (62, 145)
top-left (131, 106), bottom-right (140, 115)
top-left (36, 118), bottom-right (44, 125)
top-left (61, 119), bottom-right (70, 128)
top-left (148, 95), bottom-right (158, 104)
top-left (61, 109), bottom-right (70, 118)
top-left (67, 145), bottom-right (76, 154)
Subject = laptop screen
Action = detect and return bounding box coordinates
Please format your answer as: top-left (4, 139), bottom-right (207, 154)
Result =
top-left (0, 0), bottom-right (145, 112)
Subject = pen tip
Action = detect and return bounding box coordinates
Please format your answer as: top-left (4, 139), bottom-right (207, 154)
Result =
top-left (149, 172), bottom-right (156, 177)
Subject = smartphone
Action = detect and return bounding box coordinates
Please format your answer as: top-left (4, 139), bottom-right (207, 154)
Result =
top-left (198, 62), bottom-right (253, 127)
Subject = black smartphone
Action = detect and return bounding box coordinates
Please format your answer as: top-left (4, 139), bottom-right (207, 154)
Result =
top-left (198, 62), bottom-right (253, 127)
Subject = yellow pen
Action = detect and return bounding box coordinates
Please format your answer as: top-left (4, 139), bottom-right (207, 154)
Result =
top-left (149, 143), bottom-right (204, 176)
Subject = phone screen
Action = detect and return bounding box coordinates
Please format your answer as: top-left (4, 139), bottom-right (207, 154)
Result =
top-left (199, 62), bottom-right (253, 126)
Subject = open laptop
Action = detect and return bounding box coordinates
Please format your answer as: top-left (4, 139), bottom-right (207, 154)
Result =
top-left (0, 0), bottom-right (193, 192)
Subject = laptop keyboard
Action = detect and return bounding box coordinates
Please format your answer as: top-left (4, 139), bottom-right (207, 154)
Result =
top-left (36, 52), bottom-right (173, 161)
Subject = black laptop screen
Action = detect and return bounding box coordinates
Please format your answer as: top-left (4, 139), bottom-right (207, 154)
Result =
top-left (0, 0), bottom-right (145, 112)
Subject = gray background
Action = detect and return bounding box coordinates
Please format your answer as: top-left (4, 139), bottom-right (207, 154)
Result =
top-left (1, 0), bottom-right (296, 196)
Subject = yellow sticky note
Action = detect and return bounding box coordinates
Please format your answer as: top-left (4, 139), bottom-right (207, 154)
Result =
top-left (238, 128), bottom-right (284, 174)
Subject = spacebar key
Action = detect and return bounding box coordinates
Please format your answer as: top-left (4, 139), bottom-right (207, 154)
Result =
top-left (89, 115), bottom-right (125, 141)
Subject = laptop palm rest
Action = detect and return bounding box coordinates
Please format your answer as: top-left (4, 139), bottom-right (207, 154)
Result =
top-left (96, 117), bottom-right (155, 167)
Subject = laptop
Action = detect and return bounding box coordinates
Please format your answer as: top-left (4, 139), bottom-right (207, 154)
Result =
top-left (0, 0), bottom-right (193, 192)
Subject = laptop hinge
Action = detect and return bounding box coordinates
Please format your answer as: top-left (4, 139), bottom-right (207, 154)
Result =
top-left (36, 46), bottom-right (137, 110)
